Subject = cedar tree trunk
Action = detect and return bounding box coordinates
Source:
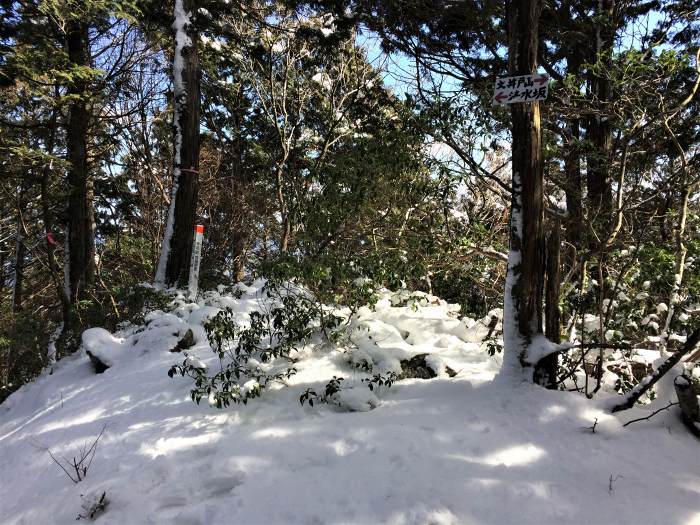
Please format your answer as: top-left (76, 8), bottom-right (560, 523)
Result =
top-left (502, 0), bottom-right (546, 377)
top-left (157, 0), bottom-right (201, 287)
top-left (65, 19), bottom-right (95, 305)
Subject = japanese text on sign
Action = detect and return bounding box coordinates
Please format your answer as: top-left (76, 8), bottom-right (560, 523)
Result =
top-left (493, 74), bottom-right (550, 105)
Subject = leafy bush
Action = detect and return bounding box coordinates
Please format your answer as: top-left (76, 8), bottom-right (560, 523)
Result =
top-left (261, 254), bottom-right (378, 315)
top-left (299, 372), bottom-right (398, 408)
top-left (54, 285), bottom-right (173, 359)
top-left (114, 285), bottom-right (174, 328)
top-left (0, 311), bottom-right (50, 403)
top-left (168, 281), bottom-right (343, 408)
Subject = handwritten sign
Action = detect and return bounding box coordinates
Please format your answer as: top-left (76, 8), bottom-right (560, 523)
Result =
top-left (188, 224), bottom-right (204, 298)
top-left (493, 74), bottom-right (550, 105)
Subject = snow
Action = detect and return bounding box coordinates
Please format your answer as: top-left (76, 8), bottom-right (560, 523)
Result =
top-left (521, 334), bottom-right (572, 365)
top-left (675, 375), bottom-right (691, 388)
top-left (311, 71), bottom-right (333, 91)
top-left (200, 35), bottom-right (222, 51)
top-left (271, 40), bottom-right (287, 53)
top-left (1, 283), bottom-right (700, 524)
top-left (81, 328), bottom-right (125, 368)
top-left (330, 387), bottom-right (379, 412)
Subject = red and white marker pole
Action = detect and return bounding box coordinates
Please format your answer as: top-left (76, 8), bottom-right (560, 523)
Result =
top-left (188, 224), bottom-right (204, 298)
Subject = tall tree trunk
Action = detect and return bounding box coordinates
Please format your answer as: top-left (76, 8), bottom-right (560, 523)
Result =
top-left (227, 107), bottom-right (248, 279)
top-left (563, 118), bottom-right (582, 253)
top-left (502, 0), bottom-right (546, 379)
top-left (12, 184), bottom-right (27, 312)
top-left (535, 224), bottom-right (561, 388)
top-left (41, 99), bottom-right (71, 321)
top-left (275, 164), bottom-right (290, 253)
top-left (280, 216), bottom-right (291, 253)
top-left (156, 0), bottom-right (201, 288)
top-left (561, 29), bottom-right (583, 272)
top-left (0, 249), bottom-right (6, 298)
top-left (659, 184), bottom-right (689, 354)
top-left (233, 244), bottom-right (247, 282)
top-left (586, 0), bottom-right (615, 245)
top-left (65, 20), bottom-right (95, 306)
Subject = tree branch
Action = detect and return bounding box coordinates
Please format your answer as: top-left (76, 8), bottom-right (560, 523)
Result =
top-left (622, 401), bottom-right (678, 427)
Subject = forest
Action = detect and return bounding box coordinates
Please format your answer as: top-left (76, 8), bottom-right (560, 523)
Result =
top-left (0, 1), bottom-right (699, 524)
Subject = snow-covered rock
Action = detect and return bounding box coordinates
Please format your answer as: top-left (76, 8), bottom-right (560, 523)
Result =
top-left (330, 387), bottom-right (380, 412)
top-left (82, 328), bottom-right (124, 370)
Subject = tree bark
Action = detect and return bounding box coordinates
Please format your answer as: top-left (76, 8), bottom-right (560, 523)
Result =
top-left (280, 216), bottom-right (292, 253)
top-left (660, 183), bottom-right (690, 354)
top-left (157, 0), bottom-right (201, 288)
top-left (586, 0), bottom-right (615, 244)
top-left (561, 26), bottom-right (584, 255)
top-left (502, 0), bottom-right (545, 375)
top-left (0, 249), bottom-right (5, 298)
top-left (65, 19), bottom-right (95, 304)
top-left (563, 116), bottom-right (582, 264)
top-left (40, 99), bottom-right (71, 321)
top-left (535, 224), bottom-right (561, 388)
top-left (231, 233), bottom-right (247, 282)
top-left (12, 184), bottom-right (27, 312)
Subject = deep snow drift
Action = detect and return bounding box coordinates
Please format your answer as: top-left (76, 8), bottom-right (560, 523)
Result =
top-left (1, 281), bottom-right (699, 524)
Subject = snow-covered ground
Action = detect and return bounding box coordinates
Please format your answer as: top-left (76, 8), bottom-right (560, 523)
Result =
top-left (1, 282), bottom-right (698, 524)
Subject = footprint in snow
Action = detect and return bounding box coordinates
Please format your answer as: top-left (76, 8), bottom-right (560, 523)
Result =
top-left (201, 473), bottom-right (245, 497)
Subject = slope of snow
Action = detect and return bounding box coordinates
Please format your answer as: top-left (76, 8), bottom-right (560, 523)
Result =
top-left (1, 282), bottom-right (699, 524)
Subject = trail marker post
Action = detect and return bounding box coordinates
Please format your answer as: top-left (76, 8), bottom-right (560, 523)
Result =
top-left (188, 224), bottom-right (204, 298)
top-left (493, 74), bottom-right (550, 105)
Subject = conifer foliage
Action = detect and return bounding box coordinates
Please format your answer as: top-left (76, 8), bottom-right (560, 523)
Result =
top-left (0, 0), bottom-right (698, 411)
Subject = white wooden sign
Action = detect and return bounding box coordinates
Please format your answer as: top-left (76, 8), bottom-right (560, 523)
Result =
top-left (188, 224), bottom-right (204, 298)
top-left (493, 74), bottom-right (550, 105)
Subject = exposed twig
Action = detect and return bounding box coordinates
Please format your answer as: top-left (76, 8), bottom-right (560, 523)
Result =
top-left (583, 417), bottom-right (598, 433)
top-left (622, 401), bottom-right (679, 427)
top-left (47, 424), bottom-right (106, 483)
top-left (608, 474), bottom-right (623, 493)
